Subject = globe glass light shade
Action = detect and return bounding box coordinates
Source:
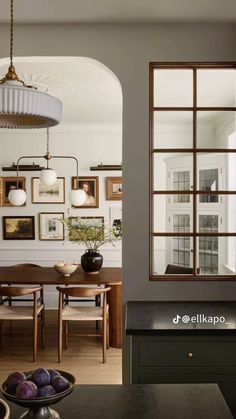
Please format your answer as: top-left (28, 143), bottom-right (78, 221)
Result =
top-left (39, 168), bottom-right (57, 186)
top-left (69, 189), bottom-right (86, 206)
top-left (8, 188), bottom-right (26, 206)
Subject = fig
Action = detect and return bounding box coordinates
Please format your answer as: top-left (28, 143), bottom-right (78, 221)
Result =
top-left (16, 381), bottom-right (38, 399)
top-left (6, 371), bottom-right (26, 393)
top-left (37, 385), bottom-right (56, 398)
top-left (48, 369), bottom-right (61, 381)
top-left (51, 375), bottom-right (69, 393)
top-left (31, 368), bottom-right (50, 388)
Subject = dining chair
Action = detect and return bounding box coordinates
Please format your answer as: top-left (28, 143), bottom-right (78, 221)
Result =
top-left (6, 264), bottom-right (43, 307)
top-left (56, 286), bottom-right (111, 363)
top-left (0, 286), bottom-right (45, 362)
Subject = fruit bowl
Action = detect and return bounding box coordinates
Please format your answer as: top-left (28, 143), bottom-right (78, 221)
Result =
top-left (53, 263), bottom-right (78, 277)
top-left (0, 399), bottom-right (10, 419)
top-left (2, 370), bottom-right (75, 419)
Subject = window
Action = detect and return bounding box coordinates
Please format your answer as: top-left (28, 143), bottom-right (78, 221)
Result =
top-left (150, 63), bottom-right (236, 280)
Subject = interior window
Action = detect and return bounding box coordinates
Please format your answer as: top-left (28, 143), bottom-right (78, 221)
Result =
top-left (150, 64), bottom-right (236, 279)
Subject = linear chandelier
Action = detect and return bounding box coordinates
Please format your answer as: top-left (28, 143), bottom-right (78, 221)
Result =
top-left (8, 128), bottom-right (86, 206)
top-left (0, 0), bottom-right (62, 129)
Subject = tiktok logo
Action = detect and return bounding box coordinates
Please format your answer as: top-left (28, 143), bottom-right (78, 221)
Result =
top-left (173, 314), bottom-right (181, 324)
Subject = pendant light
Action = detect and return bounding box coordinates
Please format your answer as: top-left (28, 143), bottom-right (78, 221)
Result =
top-left (0, 0), bottom-right (62, 129)
top-left (8, 129), bottom-right (87, 206)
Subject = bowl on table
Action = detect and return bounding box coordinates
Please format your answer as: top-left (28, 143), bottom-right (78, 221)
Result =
top-left (54, 263), bottom-right (78, 277)
top-left (2, 370), bottom-right (75, 419)
top-left (0, 399), bottom-right (10, 419)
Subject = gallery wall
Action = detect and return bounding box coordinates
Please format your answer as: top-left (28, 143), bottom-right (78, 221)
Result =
top-left (0, 125), bottom-right (122, 306)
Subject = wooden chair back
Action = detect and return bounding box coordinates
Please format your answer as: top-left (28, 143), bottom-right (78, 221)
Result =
top-left (56, 286), bottom-right (111, 298)
top-left (0, 286), bottom-right (42, 297)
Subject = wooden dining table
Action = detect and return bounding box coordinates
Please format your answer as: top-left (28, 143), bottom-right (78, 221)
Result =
top-left (0, 266), bottom-right (122, 348)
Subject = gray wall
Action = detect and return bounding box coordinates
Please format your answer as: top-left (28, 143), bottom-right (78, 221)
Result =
top-left (1, 22), bottom-right (236, 380)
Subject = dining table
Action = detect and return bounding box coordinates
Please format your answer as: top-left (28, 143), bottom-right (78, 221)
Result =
top-left (3, 383), bottom-right (233, 419)
top-left (0, 266), bottom-right (122, 348)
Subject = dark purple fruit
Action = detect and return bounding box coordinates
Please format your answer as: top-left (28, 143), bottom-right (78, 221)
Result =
top-left (48, 369), bottom-right (61, 382)
top-left (51, 375), bottom-right (69, 393)
top-left (16, 381), bottom-right (38, 399)
top-left (37, 385), bottom-right (56, 398)
top-left (31, 368), bottom-right (50, 388)
top-left (6, 372), bottom-right (26, 393)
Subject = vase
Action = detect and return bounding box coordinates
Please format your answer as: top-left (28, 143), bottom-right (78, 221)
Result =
top-left (81, 250), bottom-right (103, 274)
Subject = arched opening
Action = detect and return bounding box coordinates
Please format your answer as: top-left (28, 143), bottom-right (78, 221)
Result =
top-left (0, 56), bottom-right (123, 383)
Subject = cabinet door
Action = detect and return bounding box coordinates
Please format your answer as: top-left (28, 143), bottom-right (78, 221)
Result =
top-left (198, 214), bottom-right (219, 274)
top-left (167, 167), bottom-right (192, 206)
top-left (167, 212), bottom-right (193, 268)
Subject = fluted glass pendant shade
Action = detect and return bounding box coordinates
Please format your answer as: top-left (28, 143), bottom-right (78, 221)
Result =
top-left (69, 189), bottom-right (86, 206)
top-left (8, 188), bottom-right (26, 206)
top-left (40, 168), bottom-right (57, 186)
top-left (0, 0), bottom-right (63, 129)
top-left (0, 82), bottom-right (63, 129)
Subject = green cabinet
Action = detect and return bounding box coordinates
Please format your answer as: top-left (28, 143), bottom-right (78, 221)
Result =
top-left (131, 335), bottom-right (236, 384)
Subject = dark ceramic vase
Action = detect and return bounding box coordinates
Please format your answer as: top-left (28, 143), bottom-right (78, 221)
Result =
top-left (81, 249), bottom-right (103, 274)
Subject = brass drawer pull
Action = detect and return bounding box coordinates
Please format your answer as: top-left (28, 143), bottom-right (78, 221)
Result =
top-left (188, 352), bottom-right (194, 358)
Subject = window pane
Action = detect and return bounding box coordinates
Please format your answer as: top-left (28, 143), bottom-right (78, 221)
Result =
top-left (153, 237), bottom-right (193, 275)
top-left (197, 152), bottom-right (236, 192)
top-left (197, 195), bottom-right (236, 233)
top-left (153, 153), bottom-right (193, 191)
top-left (154, 69), bottom-right (193, 107)
top-left (153, 195), bottom-right (193, 232)
top-left (197, 236), bottom-right (236, 275)
top-left (197, 111), bottom-right (236, 148)
top-left (197, 69), bottom-right (236, 107)
top-left (153, 111), bottom-right (193, 148)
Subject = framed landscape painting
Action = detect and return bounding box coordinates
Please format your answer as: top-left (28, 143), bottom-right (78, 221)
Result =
top-left (39, 212), bottom-right (64, 241)
top-left (69, 216), bottom-right (104, 241)
top-left (32, 177), bottom-right (65, 204)
top-left (3, 216), bottom-right (35, 240)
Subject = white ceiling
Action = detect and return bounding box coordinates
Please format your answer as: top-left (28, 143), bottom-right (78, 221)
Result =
top-left (0, 57), bottom-right (122, 126)
top-left (0, 0), bottom-right (236, 23)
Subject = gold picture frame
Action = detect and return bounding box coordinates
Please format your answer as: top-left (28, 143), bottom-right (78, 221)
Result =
top-left (2, 177), bottom-right (26, 206)
top-left (39, 212), bottom-right (64, 241)
top-left (71, 176), bottom-right (99, 208)
top-left (106, 177), bottom-right (122, 200)
top-left (32, 177), bottom-right (65, 204)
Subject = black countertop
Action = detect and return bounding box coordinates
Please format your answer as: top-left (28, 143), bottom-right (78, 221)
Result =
top-left (126, 301), bottom-right (236, 335)
top-left (5, 384), bottom-right (233, 419)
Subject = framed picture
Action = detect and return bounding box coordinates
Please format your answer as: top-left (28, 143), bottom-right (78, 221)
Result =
top-left (3, 216), bottom-right (35, 240)
top-left (69, 216), bottom-right (104, 241)
top-left (2, 177), bottom-right (26, 206)
top-left (39, 212), bottom-right (64, 241)
top-left (109, 206), bottom-right (122, 238)
top-left (71, 176), bottom-right (99, 208)
top-left (32, 177), bottom-right (65, 204)
top-left (106, 177), bottom-right (122, 200)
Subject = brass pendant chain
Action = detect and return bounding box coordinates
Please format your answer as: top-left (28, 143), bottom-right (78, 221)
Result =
top-left (10, 0), bottom-right (14, 67)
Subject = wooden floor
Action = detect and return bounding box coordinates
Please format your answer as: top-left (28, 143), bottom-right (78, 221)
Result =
top-left (0, 311), bottom-right (122, 385)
